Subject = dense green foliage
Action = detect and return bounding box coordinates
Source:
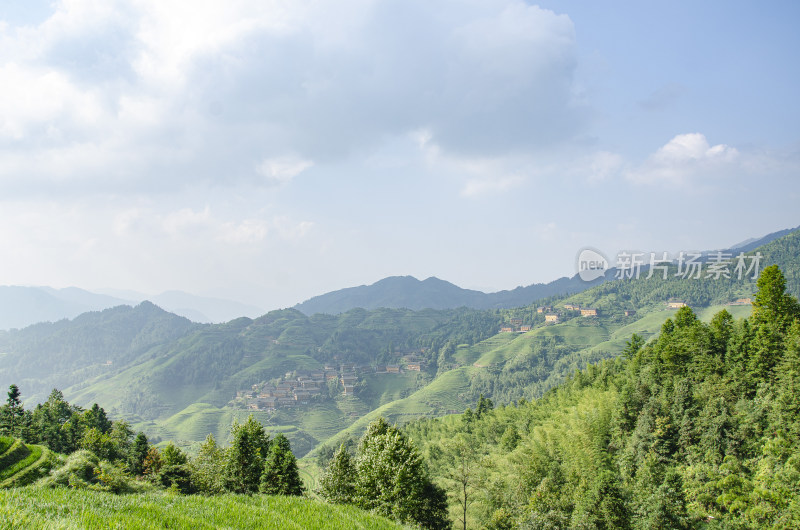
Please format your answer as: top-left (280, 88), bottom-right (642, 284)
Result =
top-left (405, 265), bottom-right (800, 528)
top-left (261, 433), bottom-right (305, 496)
top-left (1, 229), bottom-right (797, 457)
top-left (320, 417), bottom-right (450, 529)
top-left (0, 302), bottom-right (198, 402)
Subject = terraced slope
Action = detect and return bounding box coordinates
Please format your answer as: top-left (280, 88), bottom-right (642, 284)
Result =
top-left (0, 437), bottom-right (60, 488)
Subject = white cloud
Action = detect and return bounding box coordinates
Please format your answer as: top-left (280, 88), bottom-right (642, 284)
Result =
top-left (582, 151), bottom-right (624, 182)
top-left (0, 0), bottom-right (582, 197)
top-left (461, 174), bottom-right (524, 197)
top-left (256, 156), bottom-right (314, 186)
top-left (625, 133), bottom-right (739, 187)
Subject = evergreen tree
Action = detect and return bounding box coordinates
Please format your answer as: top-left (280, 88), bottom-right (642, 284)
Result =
top-left (2, 384), bottom-right (24, 438)
top-left (773, 322), bottom-right (800, 441)
top-left (109, 420), bottom-right (134, 462)
top-left (162, 442), bottom-right (188, 466)
top-left (158, 442), bottom-right (193, 493)
top-left (129, 432), bottom-right (150, 476)
top-left (79, 427), bottom-right (114, 459)
top-left (752, 265), bottom-right (800, 330)
top-left (83, 403), bottom-right (112, 434)
top-left (475, 394), bottom-right (494, 419)
top-left (260, 433), bottom-right (304, 496)
top-left (225, 414), bottom-right (270, 494)
top-left (190, 434), bottom-right (226, 495)
top-left (31, 389), bottom-right (76, 453)
top-left (319, 443), bottom-right (357, 504)
top-left (441, 435), bottom-right (481, 530)
top-left (354, 417), bottom-right (451, 529)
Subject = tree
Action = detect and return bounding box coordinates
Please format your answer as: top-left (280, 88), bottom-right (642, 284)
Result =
top-left (623, 334), bottom-right (646, 360)
top-left (1, 385), bottom-right (24, 438)
top-left (158, 442), bottom-right (193, 493)
top-left (441, 436), bottom-right (481, 530)
top-left (354, 417), bottom-right (451, 529)
top-left (129, 432), bottom-right (150, 476)
top-left (162, 442), bottom-right (188, 466)
top-left (191, 434), bottom-right (227, 495)
top-left (225, 415), bottom-right (270, 494)
top-left (142, 446), bottom-right (163, 478)
top-left (475, 394), bottom-right (494, 419)
top-left (31, 389), bottom-right (76, 453)
top-left (319, 443), bottom-right (357, 504)
top-left (500, 425), bottom-right (520, 452)
top-left (83, 403), bottom-right (112, 434)
top-left (80, 427), bottom-right (114, 460)
top-left (109, 420), bottom-right (134, 462)
top-left (261, 433), bottom-right (304, 496)
top-left (773, 322), bottom-right (800, 441)
top-left (752, 265), bottom-right (800, 330)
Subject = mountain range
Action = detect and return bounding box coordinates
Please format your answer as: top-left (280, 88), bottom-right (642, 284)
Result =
top-left (1, 225), bottom-right (797, 459)
top-left (0, 287), bottom-right (264, 330)
top-left (2, 225), bottom-right (794, 330)
top-left (293, 224), bottom-right (798, 315)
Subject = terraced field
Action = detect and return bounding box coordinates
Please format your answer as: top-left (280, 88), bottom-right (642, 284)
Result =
top-left (0, 437), bottom-right (60, 488)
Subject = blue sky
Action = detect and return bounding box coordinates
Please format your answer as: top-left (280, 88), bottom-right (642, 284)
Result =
top-left (0, 1), bottom-right (798, 309)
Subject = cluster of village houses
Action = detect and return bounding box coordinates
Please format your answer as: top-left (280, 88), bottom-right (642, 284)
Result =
top-left (238, 355), bottom-right (426, 411)
top-left (514, 297), bottom-right (751, 329)
top-left (499, 305), bottom-right (601, 330)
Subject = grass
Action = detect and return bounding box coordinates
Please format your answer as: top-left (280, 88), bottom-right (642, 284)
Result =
top-left (0, 446), bottom-right (40, 482)
top-left (454, 334), bottom-right (517, 366)
top-left (0, 439), bottom-right (12, 456)
top-left (0, 487), bottom-right (401, 529)
top-left (0, 440), bottom-right (59, 489)
top-left (0, 441), bottom-right (28, 472)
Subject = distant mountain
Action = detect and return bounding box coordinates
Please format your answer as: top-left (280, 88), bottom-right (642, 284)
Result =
top-left (148, 291), bottom-right (264, 323)
top-left (294, 273), bottom-right (610, 315)
top-left (726, 224), bottom-right (800, 254)
top-left (295, 225), bottom-right (800, 315)
top-left (0, 286), bottom-right (132, 330)
top-left (0, 301), bottom-right (199, 403)
top-left (95, 288), bottom-right (266, 323)
top-left (0, 287), bottom-right (264, 330)
top-left (2, 226), bottom-right (798, 457)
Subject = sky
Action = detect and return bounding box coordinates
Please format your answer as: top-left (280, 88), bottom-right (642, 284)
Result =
top-left (0, 0), bottom-right (798, 309)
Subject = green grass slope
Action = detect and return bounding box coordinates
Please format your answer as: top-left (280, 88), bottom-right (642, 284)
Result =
top-left (0, 439), bottom-right (60, 488)
top-left (0, 487), bottom-right (401, 529)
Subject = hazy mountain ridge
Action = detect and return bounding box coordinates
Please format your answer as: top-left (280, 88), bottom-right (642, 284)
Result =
top-left (293, 274), bottom-right (607, 315)
top-left (0, 287), bottom-right (264, 330)
top-left (1, 226), bottom-right (798, 458)
top-left (293, 225), bottom-right (799, 316)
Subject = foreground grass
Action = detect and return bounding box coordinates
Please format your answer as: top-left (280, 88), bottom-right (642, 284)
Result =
top-left (0, 487), bottom-right (401, 529)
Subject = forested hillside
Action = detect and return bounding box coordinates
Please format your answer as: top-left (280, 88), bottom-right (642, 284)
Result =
top-left (403, 265), bottom-right (800, 528)
top-left (0, 302), bottom-right (199, 403)
top-left (293, 274), bottom-right (609, 315)
top-left (1, 229), bottom-right (798, 461)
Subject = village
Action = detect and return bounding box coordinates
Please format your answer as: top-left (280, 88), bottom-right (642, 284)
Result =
top-left (236, 353), bottom-right (427, 411)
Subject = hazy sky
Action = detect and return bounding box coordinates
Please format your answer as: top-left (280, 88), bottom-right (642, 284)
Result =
top-left (1, 0), bottom-right (798, 309)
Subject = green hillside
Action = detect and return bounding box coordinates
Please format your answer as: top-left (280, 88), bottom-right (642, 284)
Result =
top-left (0, 487), bottom-right (401, 529)
top-left (1, 228), bottom-right (798, 462)
top-left (0, 437), bottom-right (60, 488)
top-left (400, 266), bottom-right (800, 528)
